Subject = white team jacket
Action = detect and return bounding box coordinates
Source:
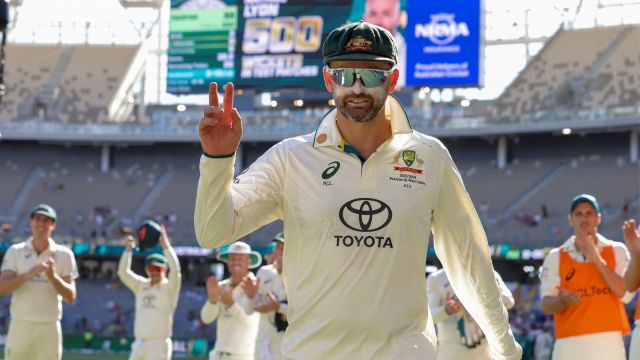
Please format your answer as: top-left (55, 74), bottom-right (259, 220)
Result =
top-left (195, 96), bottom-right (522, 360)
top-left (118, 247), bottom-right (181, 341)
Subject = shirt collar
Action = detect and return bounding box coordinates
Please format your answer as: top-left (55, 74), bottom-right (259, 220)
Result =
top-left (26, 237), bottom-right (58, 253)
top-left (312, 94), bottom-right (412, 149)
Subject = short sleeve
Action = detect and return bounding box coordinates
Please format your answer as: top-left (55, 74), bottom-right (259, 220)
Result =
top-left (1, 247), bottom-right (18, 273)
top-left (58, 250), bottom-right (79, 279)
top-left (539, 251), bottom-right (560, 297)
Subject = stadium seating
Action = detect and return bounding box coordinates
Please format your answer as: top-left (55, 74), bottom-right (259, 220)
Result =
top-left (0, 43), bottom-right (142, 124)
top-left (490, 155), bottom-right (640, 247)
top-left (579, 26), bottom-right (640, 110)
top-left (0, 161), bottom-right (32, 213)
top-left (490, 25), bottom-right (638, 121)
top-left (0, 44), bottom-right (64, 122)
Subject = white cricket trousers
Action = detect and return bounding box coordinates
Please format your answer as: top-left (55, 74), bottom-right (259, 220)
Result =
top-left (209, 349), bottom-right (254, 360)
top-left (129, 338), bottom-right (172, 360)
top-left (5, 319), bottom-right (61, 360)
top-left (552, 331), bottom-right (625, 360)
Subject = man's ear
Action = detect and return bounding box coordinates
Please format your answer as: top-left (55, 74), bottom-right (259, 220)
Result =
top-left (388, 69), bottom-right (400, 93)
top-left (323, 67), bottom-right (334, 93)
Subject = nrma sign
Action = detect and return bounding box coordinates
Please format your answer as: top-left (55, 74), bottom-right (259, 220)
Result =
top-left (405, 0), bottom-right (481, 87)
top-left (414, 13), bottom-right (470, 46)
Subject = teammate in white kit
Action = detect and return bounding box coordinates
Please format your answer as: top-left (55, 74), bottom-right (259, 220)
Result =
top-left (427, 268), bottom-right (515, 360)
top-left (118, 225), bottom-right (181, 360)
top-left (0, 204), bottom-right (78, 360)
top-left (201, 241), bottom-right (261, 360)
top-left (244, 232), bottom-right (288, 360)
top-left (195, 21), bottom-right (521, 360)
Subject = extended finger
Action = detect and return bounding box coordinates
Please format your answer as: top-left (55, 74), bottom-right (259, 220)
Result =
top-left (231, 108), bottom-right (243, 134)
top-left (209, 82), bottom-right (219, 107)
top-left (223, 82), bottom-right (234, 111)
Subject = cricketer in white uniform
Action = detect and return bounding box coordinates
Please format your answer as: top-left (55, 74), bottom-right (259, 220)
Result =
top-left (118, 225), bottom-right (181, 360)
top-left (0, 204), bottom-right (78, 360)
top-left (623, 219), bottom-right (640, 360)
top-left (201, 241), bottom-right (261, 360)
top-left (195, 21), bottom-right (522, 360)
top-left (251, 232), bottom-right (288, 360)
top-left (427, 268), bottom-right (515, 360)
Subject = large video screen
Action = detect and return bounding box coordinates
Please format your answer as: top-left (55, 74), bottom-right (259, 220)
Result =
top-left (167, 0), bottom-right (482, 93)
top-left (235, 0), bottom-right (351, 90)
top-left (167, 0), bottom-right (238, 94)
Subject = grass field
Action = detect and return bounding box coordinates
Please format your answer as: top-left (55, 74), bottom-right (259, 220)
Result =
top-left (60, 354), bottom-right (203, 360)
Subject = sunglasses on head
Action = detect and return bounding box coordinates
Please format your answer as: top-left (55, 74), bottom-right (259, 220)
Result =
top-left (146, 265), bottom-right (166, 273)
top-left (327, 67), bottom-right (394, 88)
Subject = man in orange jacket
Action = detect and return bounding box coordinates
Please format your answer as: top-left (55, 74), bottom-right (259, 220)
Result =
top-left (539, 194), bottom-right (632, 360)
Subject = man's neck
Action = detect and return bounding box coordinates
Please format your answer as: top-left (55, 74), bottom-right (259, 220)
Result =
top-left (335, 108), bottom-right (391, 159)
top-left (32, 236), bottom-right (50, 253)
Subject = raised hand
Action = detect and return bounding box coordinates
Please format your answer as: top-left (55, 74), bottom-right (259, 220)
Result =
top-left (206, 276), bottom-right (220, 303)
top-left (255, 292), bottom-right (280, 313)
top-left (123, 235), bottom-right (136, 251)
top-left (240, 276), bottom-right (260, 300)
top-left (558, 287), bottom-right (581, 306)
top-left (444, 292), bottom-right (462, 315)
top-left (45, 257), bottom-right (57, 279)
top-left (219, 284), bottom-right (234, 306)
top-left (623, 219), bottom-right (640, 256)
top-left (27, 261), bottom-right (50, 279)
top-left (576, 234), bottom-right (602, 265)
top-left (199, 82), bottom-right (243, 156)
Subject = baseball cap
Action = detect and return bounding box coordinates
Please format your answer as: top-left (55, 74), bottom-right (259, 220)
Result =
top-left (273, 232), bottom-right (284, 244)
top-left (570, 194), bottom-right (601, 214)
top-left (137, 220), bottom-right (161, 250)
top-left (322, 20), bottom-right (397, 66)
top-left (217, 241), bottom-right (262, 269)
top-left (145, 253), bottom-right (168, 268)
top-left (30, 204), bottom-right (57, 222)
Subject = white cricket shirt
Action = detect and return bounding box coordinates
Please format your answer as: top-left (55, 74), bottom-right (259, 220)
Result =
top-left (195, 96), bottom-right (522, 360)
top-left (117, 248), bottom-right (181, 340)
top-left (254, 264), bottom-right (288, 342)
top-left (200, 275), bottom-right (260, 355)
top-left (1, 237), bottom-right (78, 323)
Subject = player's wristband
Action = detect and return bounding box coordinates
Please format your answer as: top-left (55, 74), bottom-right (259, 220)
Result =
top-left (202, 150), bottom-right (235, 158)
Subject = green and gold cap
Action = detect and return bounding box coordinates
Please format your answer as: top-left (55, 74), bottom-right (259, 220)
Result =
top-left (322, 20), bottom-right (397, 66)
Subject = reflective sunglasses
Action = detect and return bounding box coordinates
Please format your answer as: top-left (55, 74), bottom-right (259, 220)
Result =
top-left (145, 265), bottom-right (166, 273)
top-left (327, 67), bottom-right (394, 88)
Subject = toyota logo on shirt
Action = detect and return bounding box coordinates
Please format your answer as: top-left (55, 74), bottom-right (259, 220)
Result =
top-left (339, 198), bottom-right (392, 232)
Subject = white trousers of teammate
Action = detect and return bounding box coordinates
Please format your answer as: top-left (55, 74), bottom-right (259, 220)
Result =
top-left (5, 319), bottom-right (62, 360)
top-left (630, 325), bottom-right (640, 360)
top-left (255, 335), bottom-right (285, 360)
top-left (435, 339), bottom-right (491, 360)
top-left (130, 338), bottom-right (172, 360)
top-left (552, 332), bottom-right (625, 360)
top-left (209, 349), bottom-right (254, 360)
